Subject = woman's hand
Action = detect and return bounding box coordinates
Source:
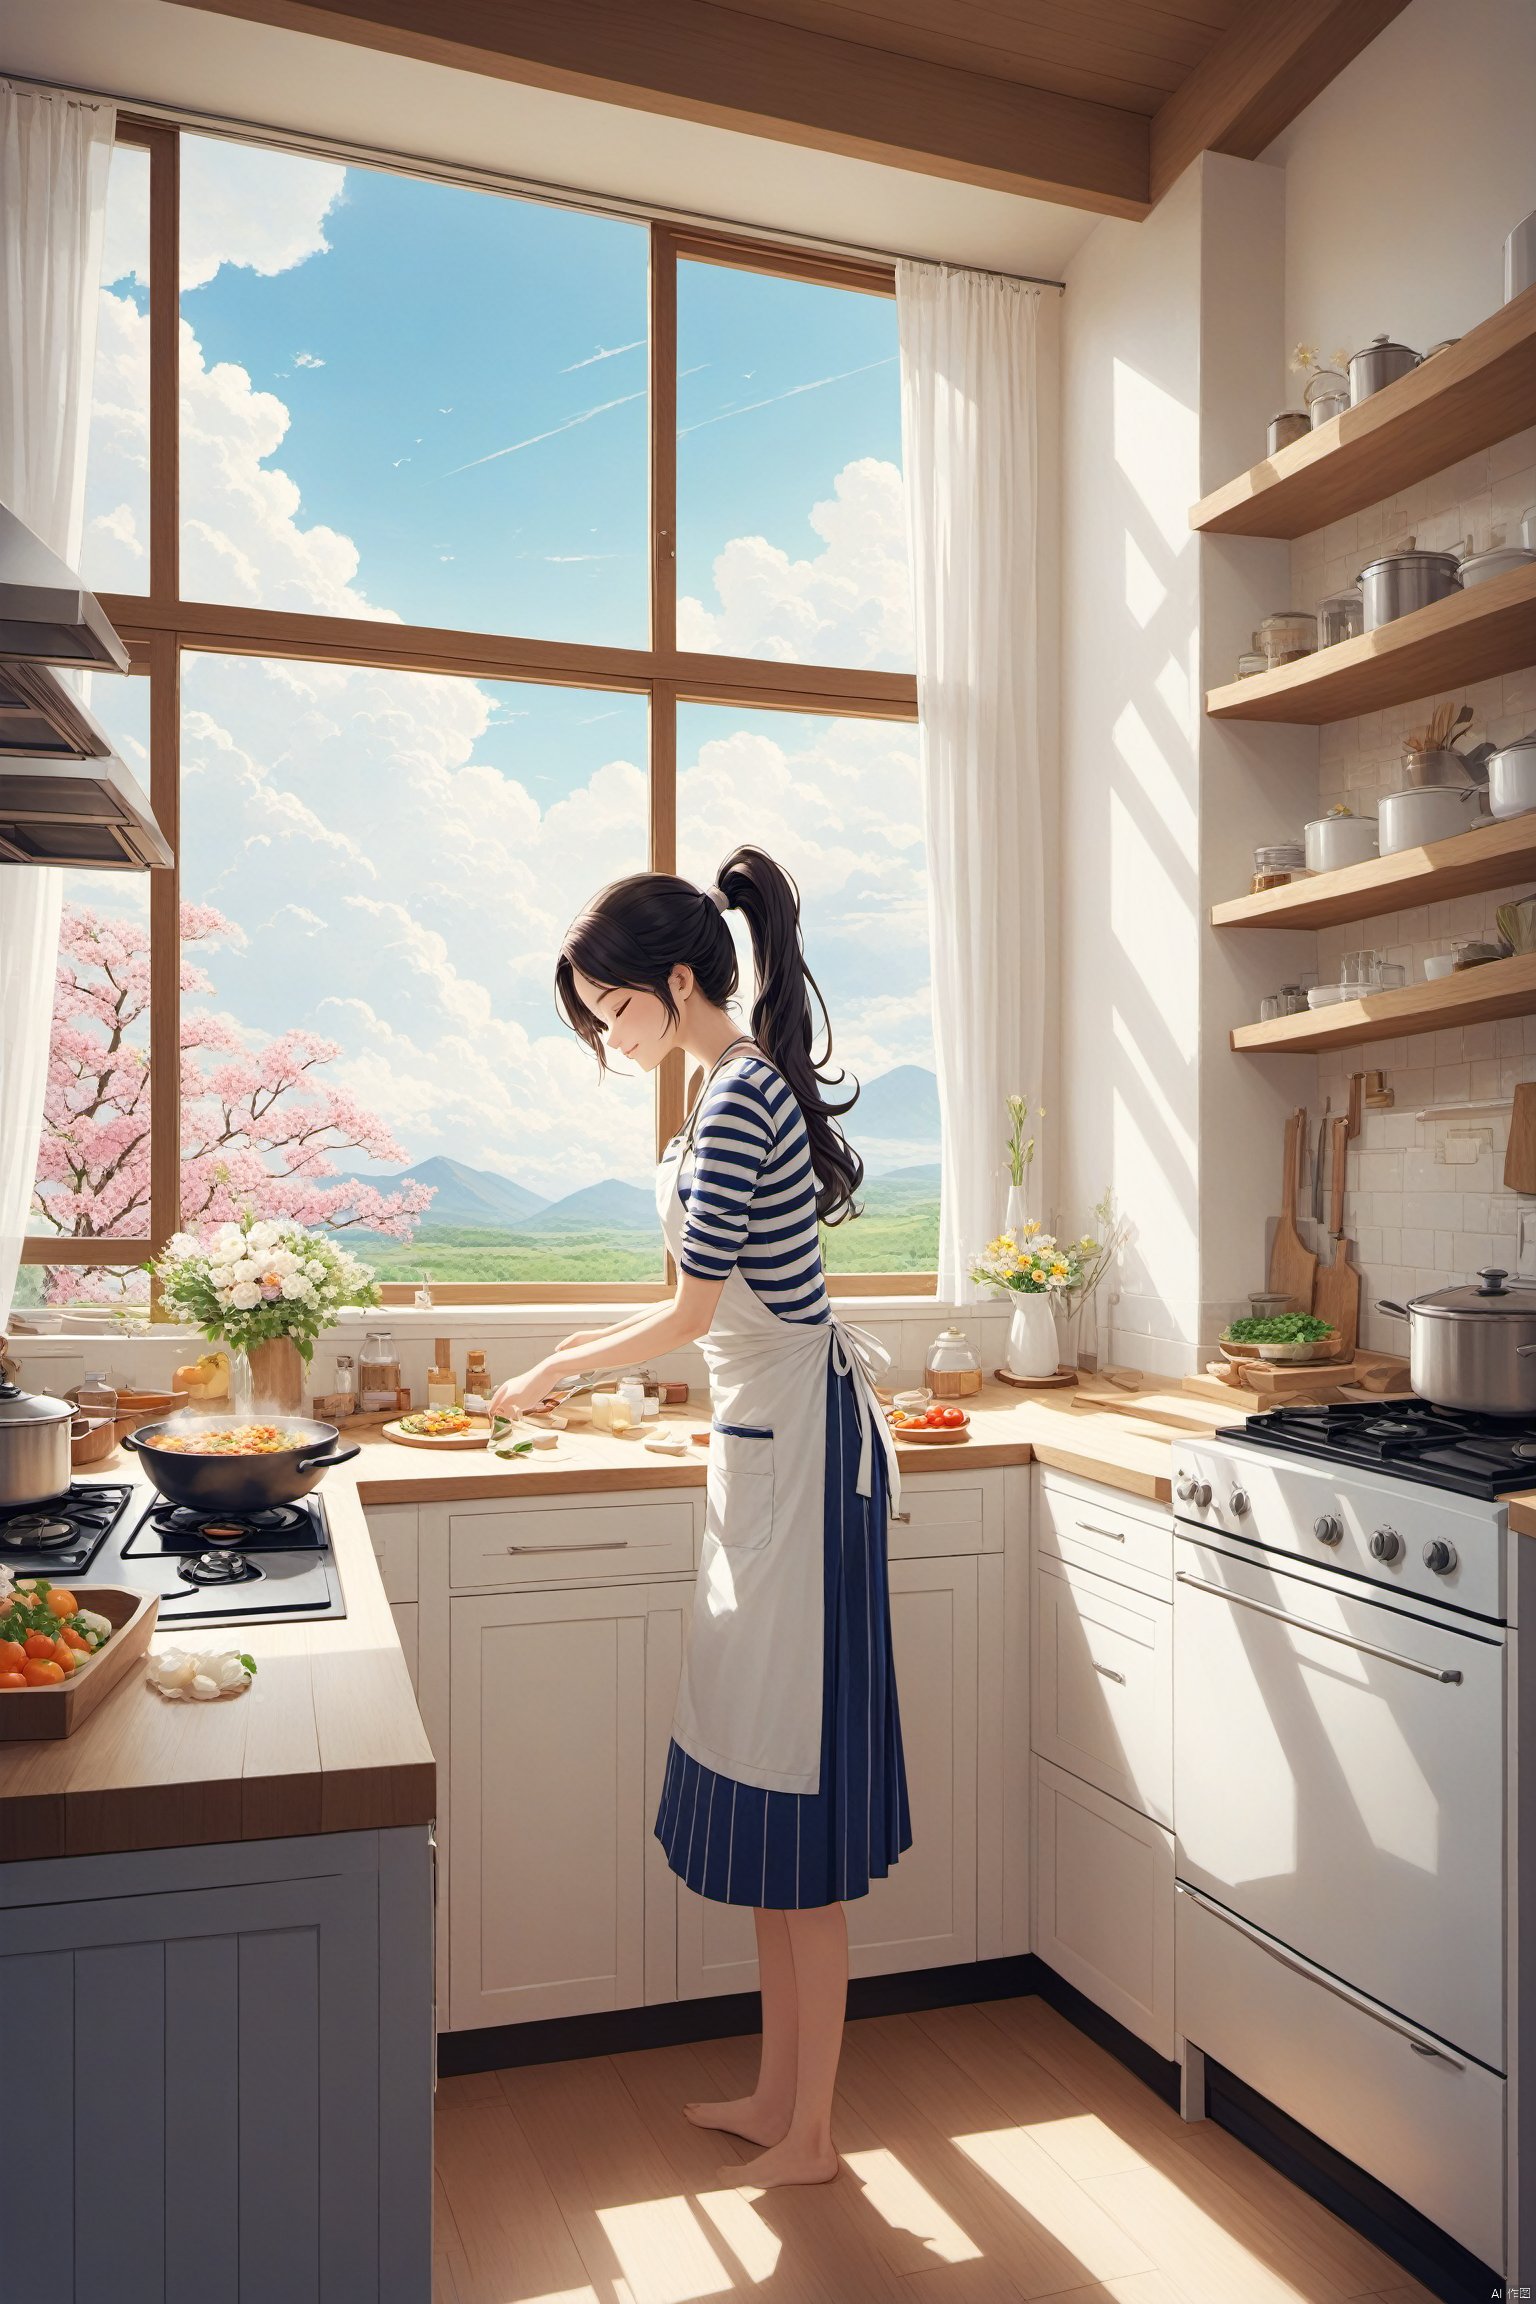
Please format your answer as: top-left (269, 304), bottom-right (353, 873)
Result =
top-left (488, 1364), bottom-right (559, 1419)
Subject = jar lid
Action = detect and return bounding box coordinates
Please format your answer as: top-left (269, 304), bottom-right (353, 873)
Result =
top-left (0, 1378), bottom-right (73, 1428)
top-left (1407, 1267), bottom-right (1536, 1318)
top-left (1258, 610), bottom-right (1317, 629)
top-left (933, 1327), bottom-right (969, 1342)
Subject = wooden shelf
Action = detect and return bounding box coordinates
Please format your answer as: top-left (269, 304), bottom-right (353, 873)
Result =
top-left (1231, 953), bottom-right (1536, 1054)
top-left (1191, 284), bottom-right (1536, 539)
top-left (1205, 562), bottom-right (1536, 724)
top-left (1212, 814), bottom-right (1536, 930)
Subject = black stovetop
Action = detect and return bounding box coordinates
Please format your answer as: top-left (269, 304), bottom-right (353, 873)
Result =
top-left (0, 1483), bottom-right (344, 1624)
top-left (1221, 1399), bottom-right (1536, 1499)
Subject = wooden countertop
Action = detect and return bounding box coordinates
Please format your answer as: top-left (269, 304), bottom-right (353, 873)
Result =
top-left (0, 1468), bottom-right (436, 1866)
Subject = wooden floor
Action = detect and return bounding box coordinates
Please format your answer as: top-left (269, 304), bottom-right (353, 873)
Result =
top-left (432, 1995), bottom-right (1437, 2304)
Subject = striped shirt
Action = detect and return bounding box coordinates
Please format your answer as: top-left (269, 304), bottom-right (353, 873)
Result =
top-left (676, 1055), bottom-right (830, 1325)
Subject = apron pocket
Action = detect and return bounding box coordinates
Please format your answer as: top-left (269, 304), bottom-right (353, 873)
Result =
top-left (706, 1427), bottom-right (776, 1550)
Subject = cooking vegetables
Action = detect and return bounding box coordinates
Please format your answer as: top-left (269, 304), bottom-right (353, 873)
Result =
top-left (0, 1580), bottom-right (112, 1690)
top-left (1223, 1313), bottom-right (1336, 1343)
top-left (157, 1423), bottom-right (296, 1456)
top-left (397, 1407), bottom-right (472, 1438)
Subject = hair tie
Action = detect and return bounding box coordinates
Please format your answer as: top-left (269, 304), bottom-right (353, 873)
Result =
top-left (705, 884), bottom-right (731, 913)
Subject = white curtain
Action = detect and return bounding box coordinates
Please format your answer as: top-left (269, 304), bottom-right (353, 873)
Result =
top-left (0, 82), bottom-right (115, 1325)
top-left (897, 261), bottom-right (1045, 1304)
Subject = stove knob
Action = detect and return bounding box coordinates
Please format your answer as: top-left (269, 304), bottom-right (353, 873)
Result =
top-left (1229, 1487), bottom-right (1250, 1517)
top-left (1370, 1526), bottom-right (1404, 1563)
top-left (1176, 1476), bottom-right (1211, 1507)
top-left (1423, 1538), bottom-right (1458, 1575)
top-left (1314, 1512), bottom-right (1343, 1546)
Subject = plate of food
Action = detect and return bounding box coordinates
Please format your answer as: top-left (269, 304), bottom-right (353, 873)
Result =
top-left (1219, 1313), bottom-right (1343, 1363)
top-left (382, 1407), bottom-right (495, 1449)
top-left (886, 1403), bottom-right (971, 1445)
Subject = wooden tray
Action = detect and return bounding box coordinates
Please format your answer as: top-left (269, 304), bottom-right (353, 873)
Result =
top-left (897, 1422), bottom-right (971, 1445)
top-left (0, 1587), bottom-right (159, 1741)
top-left (382, 1416), bottom-right (493, 1450)
top-left (993, 1366), bottom-right (1078, 1390)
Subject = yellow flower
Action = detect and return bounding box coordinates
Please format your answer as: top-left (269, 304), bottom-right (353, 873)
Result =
top-left (1022, 1218), bottom-right (1042, 1237)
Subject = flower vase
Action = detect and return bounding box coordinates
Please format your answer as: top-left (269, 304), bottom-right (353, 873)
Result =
top-left (1007, 1292), bottom-right (1060, 1381)
top-left (244, 1336), bottom-right (307, 1414)
top-left (228, 1349), bottom-right (254, 1418)
top-left (1057, 1294), bottom-right (1096, 1374)
top-left (1004, 1182), bottom-right (1031, 1239)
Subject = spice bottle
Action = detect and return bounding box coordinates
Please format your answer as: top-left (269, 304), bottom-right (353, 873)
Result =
top-left (925, 1328), bottom-right (983, 1399)
top-left (359, 1330), bottom-right (401, 1413)
top-left (428, 1338), bottom-right (459, 1409)
top-left (463, 1350), bottom-right (490, 1413)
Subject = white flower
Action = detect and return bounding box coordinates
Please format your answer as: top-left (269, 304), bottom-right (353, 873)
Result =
top-left (229, 1281), bottom-right (261, 1310)
top-left (231, 1257), bottom-right (259, 1283)
top-left (279, 1274), bottom-right (310, 1300)
top-left (168, 1232), bottom-right (198, 1257)
top-left (248, 1222), bottom-right (279, 1252)
top-left (305, 1260), bottom-right (325, 1279)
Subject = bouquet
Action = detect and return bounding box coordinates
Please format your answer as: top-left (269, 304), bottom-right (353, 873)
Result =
top-left (150, 1217), bottom-right (379, 1363)
top-left (970, 1222), bottom-right (1087, 1298)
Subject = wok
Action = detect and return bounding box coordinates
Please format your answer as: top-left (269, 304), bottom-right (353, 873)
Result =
top-left (122, 1415), bottom-right (359, 1513)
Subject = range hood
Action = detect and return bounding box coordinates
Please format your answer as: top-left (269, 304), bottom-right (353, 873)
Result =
top-left (0, 501), bottom-right (129, 670)
top-left (0, 502), bottom-right (169, 869)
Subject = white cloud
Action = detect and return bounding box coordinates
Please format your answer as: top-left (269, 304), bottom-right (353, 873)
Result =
top-left (292, 352), bottom-right (326, 369)
top-left (99, 135), bottom-right (344, 294)
top-left (678, 457), bottom-right (913, 670)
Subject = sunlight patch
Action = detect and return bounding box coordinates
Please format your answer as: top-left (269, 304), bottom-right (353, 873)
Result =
top-left (695, 2188), bottom-right (782, 2280)
top-left (595, 2198), bottom-right (733, 2303)
top-left (842, 2147), bottom-right (982, 2263)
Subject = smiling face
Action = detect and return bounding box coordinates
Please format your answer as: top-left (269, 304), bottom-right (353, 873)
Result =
top-left (571, 965), bottom-right (692, 1073)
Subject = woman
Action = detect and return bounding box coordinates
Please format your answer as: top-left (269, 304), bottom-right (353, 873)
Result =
top-left (491, 845), bottom-right (909, 2189)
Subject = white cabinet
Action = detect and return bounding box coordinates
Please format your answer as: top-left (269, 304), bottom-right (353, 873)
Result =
top-left (365, 1505), bottom-right (419, 1602)
top-left (677, 1553), bottom-right (986, 1995)
top-left (1033, 1755), bottom-right (1175, 2057)
top-left (391, 1601), bottom-right (418, 1691)
top-left (1032, 1553), bottom-right (1171, 1824)
top-left (447, 1581), bottom-right (687, 2029)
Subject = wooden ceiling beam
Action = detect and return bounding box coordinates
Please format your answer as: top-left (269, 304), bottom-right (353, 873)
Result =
top-left (169, 0), bottom-right (1151, 218)
top-left (1149, 0), bottom-right (1412, 203)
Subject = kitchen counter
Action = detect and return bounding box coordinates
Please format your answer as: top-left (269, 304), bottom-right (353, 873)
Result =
top-left (0, 1468), bottom-right (435, 1864)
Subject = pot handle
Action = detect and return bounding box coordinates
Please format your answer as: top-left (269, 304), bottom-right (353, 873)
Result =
top-left (1517, 1345), bottom-right (1536, 1358)
top-left (1375, 1299), bottom-right (1411, 1319)
top-left (296, 1442), bottom-right (361, 1473)
top-left (118, 1428), bottom-right (145, 1450)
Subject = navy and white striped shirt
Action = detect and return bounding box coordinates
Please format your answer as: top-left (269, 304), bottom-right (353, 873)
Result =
top-left (676, 1055), bottom-right (830, 1325)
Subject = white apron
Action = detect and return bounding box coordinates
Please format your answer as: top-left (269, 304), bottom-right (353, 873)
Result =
top-left (659, 1041), bottom-right (901, 1798)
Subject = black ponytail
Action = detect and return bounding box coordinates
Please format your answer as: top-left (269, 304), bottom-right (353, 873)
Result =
top-left (554, 846), bottom-right (863, 1225)
top-left (713, 846), bottom-right (862, 1225)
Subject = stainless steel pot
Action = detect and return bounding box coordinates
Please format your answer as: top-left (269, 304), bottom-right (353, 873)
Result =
top-left (1488, 736), bottom-right (1536, 821)
top-left (1377, 1267), bottom-right (1536, 1416)
top-left (1349, 334), bottom-right (1421, 402)
top-left (1359, 550), bottom-right (1462, 630)
top-left (0, 1370), bottom-right (79, 1506)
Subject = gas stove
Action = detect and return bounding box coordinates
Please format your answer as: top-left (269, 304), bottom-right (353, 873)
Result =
top-left (0, 1483), bottom-right (133, 1575)
top-left (1221, 1397), bottom-right (1536, 1500)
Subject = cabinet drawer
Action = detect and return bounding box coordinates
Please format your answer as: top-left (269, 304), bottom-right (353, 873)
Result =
top-left (448, 1495), bottom-right (695, 1589)
top-left (1033, 1756), bottom-right (1174, 2058)
top-left (367, 1506), bottom-right (419, 1602)
top-left (1032, 1555), bottom-right (1170, 1823)
top-left (890, 1470), bottom-right (999, 1559)
top-left (1178, 1885), bottom-right (1504, 2270)
top-left (1036, 1469), bottom-right (1171, 1591)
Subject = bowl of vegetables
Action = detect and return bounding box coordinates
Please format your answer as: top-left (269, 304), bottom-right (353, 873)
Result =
top-left (1220, 1313), bottom-right (1343, 1363)
top-left (0, 1578), bottom-right (159, 1739)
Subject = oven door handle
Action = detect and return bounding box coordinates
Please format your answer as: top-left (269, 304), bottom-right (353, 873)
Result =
top-left (1175, 1885), bottom-right (1467, 2068)
top-left (1173, 1570), bottom-right (1463, 1683)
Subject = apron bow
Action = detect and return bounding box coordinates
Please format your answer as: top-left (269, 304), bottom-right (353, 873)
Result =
top-left (829, 1316), bottom-right (901, 1513)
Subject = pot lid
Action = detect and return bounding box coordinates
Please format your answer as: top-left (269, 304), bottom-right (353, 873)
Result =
top-left (1359, 550), bottom-right (1462, 577)
top-left (1408, 1267), bottom-right (1536, 1318)
top-left (1353, 334), bottom-right (1417, 358)
top-left (0, 1376), bottom-right (73, 1426)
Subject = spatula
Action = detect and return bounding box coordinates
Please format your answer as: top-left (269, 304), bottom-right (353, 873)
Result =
top-left (1313, 1112), bottom-right (1361, 1358)
top-left (1268, 1106), bottom-right (1319, 1312)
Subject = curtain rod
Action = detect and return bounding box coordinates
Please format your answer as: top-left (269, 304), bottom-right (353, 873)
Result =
top-left (2, 68), bottom-right (1066, 292)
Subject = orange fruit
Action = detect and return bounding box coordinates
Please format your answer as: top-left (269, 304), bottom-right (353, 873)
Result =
top-left (52, 1640), bottom-right (78, 1674)
top-left (45, 1589), bottom-right (78, 1618)
top-left (61, 1626), bottom-right (91, 1652)
top-left (0, 1639), bottom-right (25, 1674)
top-left (23, 1631), bottom-right (56, 1660)
top-left (0, 1670), bottom-right (26, 1689)
top-left (22, 1659), bottom-right (64, 1684)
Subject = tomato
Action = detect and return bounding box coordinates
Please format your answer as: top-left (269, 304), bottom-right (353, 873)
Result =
top-left (62, 1626), bottom-right (91, 1652)
top-left (938, 1406), bottom-right (967, 1427)
top-left (52, 1640), bottom-right (78, 1674)
top-left (0, 1638), bottom-right (25, 1675)
top-left (22, 1659), bottom-right (64, 1685)
top-left (0, 1671), bottom-right (26, 1689)
top-left (45, 1588), bottom-right (78, 1618)
top-left (23, 1631), bottom-right (56, 1660)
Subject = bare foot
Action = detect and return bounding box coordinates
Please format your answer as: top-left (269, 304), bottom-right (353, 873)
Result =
top-left (723, 2138), bottom-right (839, 2189)
top-left (683, 2096), bottom-right (789, 2147)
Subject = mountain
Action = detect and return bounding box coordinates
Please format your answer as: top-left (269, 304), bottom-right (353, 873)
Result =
top-left (336, 1156), bottom-right (549, 1226)
top-left (515, 1179), bottom-right (658, 1233)
top-left (852, 1066), bottom-right (940, 1143)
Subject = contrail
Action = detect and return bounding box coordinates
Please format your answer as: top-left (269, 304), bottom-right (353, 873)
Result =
top-left (677, 356), bottom-right (894, 437)
top-left (448, 389), bottom-right (646, 474)
top-left (563, 339), bottom-right (645, 371)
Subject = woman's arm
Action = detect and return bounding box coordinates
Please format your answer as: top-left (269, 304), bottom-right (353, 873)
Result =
top-left (489, 1272), bottom-right (723, 1417)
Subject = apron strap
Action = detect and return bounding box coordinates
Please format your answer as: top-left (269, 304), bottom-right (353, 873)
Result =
top-left (829, 1317), bottom-right (902, 1516)
top-left (679, 1034), bottom-right (762, 1155)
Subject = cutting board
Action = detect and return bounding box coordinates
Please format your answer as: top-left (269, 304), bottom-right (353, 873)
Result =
top-left (1267, 1106), bottom-right (1318, 1312)
top-left (1507, 1081), bottom-right (1536, 1193)
top-left (1313, 1113), bottom-right (1361, 1357)
top-left (382, 1416), bottom-right (493, 1450)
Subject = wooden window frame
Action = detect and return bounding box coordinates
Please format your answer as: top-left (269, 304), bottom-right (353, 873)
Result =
top-left (25, 122), bottom-right (935, 1305)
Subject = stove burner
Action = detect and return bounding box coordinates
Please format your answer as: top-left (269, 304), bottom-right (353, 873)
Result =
top-left (150, 1502), bottom-right (309, 1544)
top-left (177, 1549), bottom-right (263, 1588)
top-left (1224, 1398), bottom-right (1536, 1499)
top-left (0, 1514), bottom-right (78, 1547)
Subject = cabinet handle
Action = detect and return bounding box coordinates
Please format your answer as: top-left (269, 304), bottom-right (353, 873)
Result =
top-left (891, 1511), bottom-right (912, 1524)
top-left (1092, 1661), bottom-right (1126, 1683)
top-left (1174, 1570), bottom-right (1463, 1683)
top-left (1076, 1520), bottom-right (1126, 1541)
top-left (505, 1539), bottom-right (629, 1555)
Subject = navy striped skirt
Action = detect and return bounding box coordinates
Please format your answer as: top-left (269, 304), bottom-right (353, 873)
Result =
top-left (654, 1361), bottom-right (911, 1908)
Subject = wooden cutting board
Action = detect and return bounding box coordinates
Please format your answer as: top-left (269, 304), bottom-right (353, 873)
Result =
top-left (1507, 1080), bottom-right (1536, 1193)
top-left (1313, 1112), bottom-right (1361, 1357)
top-left (1267, 1106), bottom-right (1319, 1312)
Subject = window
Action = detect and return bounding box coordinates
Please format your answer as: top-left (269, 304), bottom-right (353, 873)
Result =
top-left (29, 128), bottom-right (928, 1303)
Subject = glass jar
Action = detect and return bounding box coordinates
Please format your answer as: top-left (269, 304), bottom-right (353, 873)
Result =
top-left (358, 1330), bottom-right (401, 1413)
top-left (925, 1328), bottom-right (982, 1399)
top-left (1304, 369), bottom-right (1348, 426)
top-left (1258, 612), bottom-right (1318, 667)
top-left (1236, 649), bottom-right (1268, 679)
top-left (1318, 588), bottom-right (1364, 647)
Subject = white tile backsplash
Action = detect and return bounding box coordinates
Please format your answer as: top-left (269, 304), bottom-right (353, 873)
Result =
top-left (1284, 424), bottom-right (1536, 1348)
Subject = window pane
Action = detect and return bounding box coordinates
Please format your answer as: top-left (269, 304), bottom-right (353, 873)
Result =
top-left (179, 655), bottom-right (660, 1283)
top-left (677, 264), bottom-right (912, 671)
top-left (80, 141), bottom-right (151, 593)
top-left (178, 137), bottom-right (648, 644)
top-left (675, 704), bottom-right (935, 1271)
top-left (29, 674), bottom-right (154, 1299)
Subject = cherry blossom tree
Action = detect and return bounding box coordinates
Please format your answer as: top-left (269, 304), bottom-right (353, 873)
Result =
top-left (34, 899), bottom-right (433, 1300)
